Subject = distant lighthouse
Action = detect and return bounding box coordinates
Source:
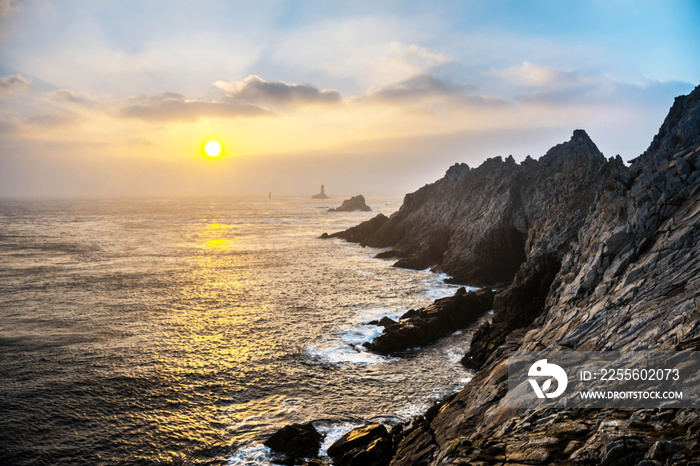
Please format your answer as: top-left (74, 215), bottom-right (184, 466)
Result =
top-left (312, 184), bottom-right (329, 199)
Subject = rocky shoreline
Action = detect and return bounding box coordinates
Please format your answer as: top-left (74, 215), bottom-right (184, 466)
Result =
top-left (270, 85), bottom-right (700, 465)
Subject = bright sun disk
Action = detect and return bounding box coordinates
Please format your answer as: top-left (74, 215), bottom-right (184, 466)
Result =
top-left (204, 140), bottom-right (223, 157)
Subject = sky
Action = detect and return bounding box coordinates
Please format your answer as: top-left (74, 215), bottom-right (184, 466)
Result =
top-left (0, 0), bottom-right (699, 198)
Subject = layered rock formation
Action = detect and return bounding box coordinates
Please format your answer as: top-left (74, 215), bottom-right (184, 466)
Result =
top-left (329, 194), bottom-right (372, 212)
top-left (316, 85), bottom-right (700, 464)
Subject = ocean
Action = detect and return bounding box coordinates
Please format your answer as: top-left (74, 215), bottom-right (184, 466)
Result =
top-left (0, 196), bottom-right (485, 465)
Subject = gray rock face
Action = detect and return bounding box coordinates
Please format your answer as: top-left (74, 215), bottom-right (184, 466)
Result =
top-left (329, 194), bottom-right (372, 212)
top-left (334, 85), bottom-right (700, 465)
top-left (333, 129), bottom-right (617, 286)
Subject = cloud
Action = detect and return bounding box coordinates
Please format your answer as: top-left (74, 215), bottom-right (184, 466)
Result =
top-left (267, 17), bottom-right (450, 92)
top-left (361, 73), bottom-right (508, 112)
top-left (489, 62), bottom-right (593, 88)
top-left (214, 75), bottom-right (341, 107)
top-left (119, 92), bottom-right (276, 122)
top-left (0, 118), bottom-right (20, 133)
top-left (0, 74), bottom-right (30, 93)
top-left (373, 42), bottom-right (449, 86)
top-left (0, 0), bottom-right (20, 18)
top-left (365, 74), bottom-right (467, 102)
top-left (498, 65), bottom-right (696, 107)
top-left (48, 89), bottom-right (94, 106)
top-left (24, 111), bottom-right (82, 127)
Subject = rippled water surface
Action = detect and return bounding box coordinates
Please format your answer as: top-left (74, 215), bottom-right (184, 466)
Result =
top-left (0, 196), bottom-right (482, 465)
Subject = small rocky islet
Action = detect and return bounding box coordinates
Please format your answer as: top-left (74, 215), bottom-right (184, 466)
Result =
top-left (270, 85), bottom-right (700, 465)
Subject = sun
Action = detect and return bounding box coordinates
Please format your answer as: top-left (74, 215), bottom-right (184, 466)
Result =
top-left (203, 140), bottom-right (223, 157)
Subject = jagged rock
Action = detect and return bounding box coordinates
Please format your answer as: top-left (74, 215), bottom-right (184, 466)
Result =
top-left (327, 424), bottom-right (391, 466)
top-left (264, 423), bottom-right (323, 460)
top-left (363, 287), bottom-right (494, 354)
top-left (329, 195), bottom-right (372, 212)
top-left (366, 316), bottom-right (397, 327)
top-left (330, 129), bottom-right (614, 286)
top-left (312, 184), bottom-right (329, 199)
top-left (321, 213), bottom-right (388, 242)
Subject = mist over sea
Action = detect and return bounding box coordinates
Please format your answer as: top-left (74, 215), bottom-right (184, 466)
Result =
top-left (0, 196), bottom-right (484, 465)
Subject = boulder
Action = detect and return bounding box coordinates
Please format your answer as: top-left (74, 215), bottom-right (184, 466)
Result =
top-left (327, 424), bottom-right (391, 466)
top-left (264, 422), bottom-right (322, 460)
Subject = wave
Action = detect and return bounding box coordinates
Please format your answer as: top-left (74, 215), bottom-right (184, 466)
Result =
top-left (305, 306), bottom-right (406, 365)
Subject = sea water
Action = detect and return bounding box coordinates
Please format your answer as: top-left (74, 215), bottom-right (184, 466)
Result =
top-left (0, 196), bottom-right (484, 465)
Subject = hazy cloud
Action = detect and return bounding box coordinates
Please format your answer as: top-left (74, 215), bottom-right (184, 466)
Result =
top-left (214, 75), bottom-right (341, 107)
top-left (119, 92), bottom-right (276, 122)
top-left (510, 71), bottom-right (695, 107)
top-left (0, 118), bottom-right (19, 133)
top-left (363, 73), bottom-right (507, 110)
top-left (376, 42), bottom-right (449, 85)
top-left (0, 0), bottom-right (20, 18)
top-left (48, 89), bottom-right (94, 106)
top-left (489, 62), bottom-right (593, 88)
top-left (366, 74), bottom-right (467, 102)
top-left (25, 111), bottom-right (82, 127)
top-left (0, 74), bottom-right (30, 93)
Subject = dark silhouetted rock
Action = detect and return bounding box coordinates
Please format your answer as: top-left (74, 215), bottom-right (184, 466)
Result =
top-left (363, 287), bottom-right (495, 354)
top-left (329, 195), bottom-right (372, 212)
top-left (312, 184), bottom-right (329, 199)
top-left (332, 129), bottom-right (613, 286)
top-left (321, 213), bottom-right (388, 242)
top-left (327, 424), bottom-right (391, 466)
top-left (264, 422), bottom-right (322, 460)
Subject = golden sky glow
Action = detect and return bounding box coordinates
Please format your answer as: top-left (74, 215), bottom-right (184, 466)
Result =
top-left (0, 2), bottom-right (698, 197)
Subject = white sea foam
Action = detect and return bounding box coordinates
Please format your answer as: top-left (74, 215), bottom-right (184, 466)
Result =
top-left (444, 348), bottom-right (465, 364)
top-left (227, 444), bottom-right (273, 466)
top-left (395, 403), bottom-right (429, 420)
top-left (315, 421), bottom-right (362, 457)
top-left (305, 306), bottom-right (406, 365)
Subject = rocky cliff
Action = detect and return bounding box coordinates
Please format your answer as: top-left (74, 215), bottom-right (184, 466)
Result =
top-left (321, 85), bottom-right (700, 465)
top-left (338, 129), bottom-right (622, 287)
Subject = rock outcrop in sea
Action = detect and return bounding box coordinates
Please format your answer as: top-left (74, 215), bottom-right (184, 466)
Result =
top-left (312, 184), bottom-right (330, 199)
top-left (328, 194), bottom-right (372, 212)
top-left (363, 287), bottom-right (494, 354)
top-left (264, 422), bottom-right (323, 462)
top-left (274, 84), bottom-right (700, 465)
